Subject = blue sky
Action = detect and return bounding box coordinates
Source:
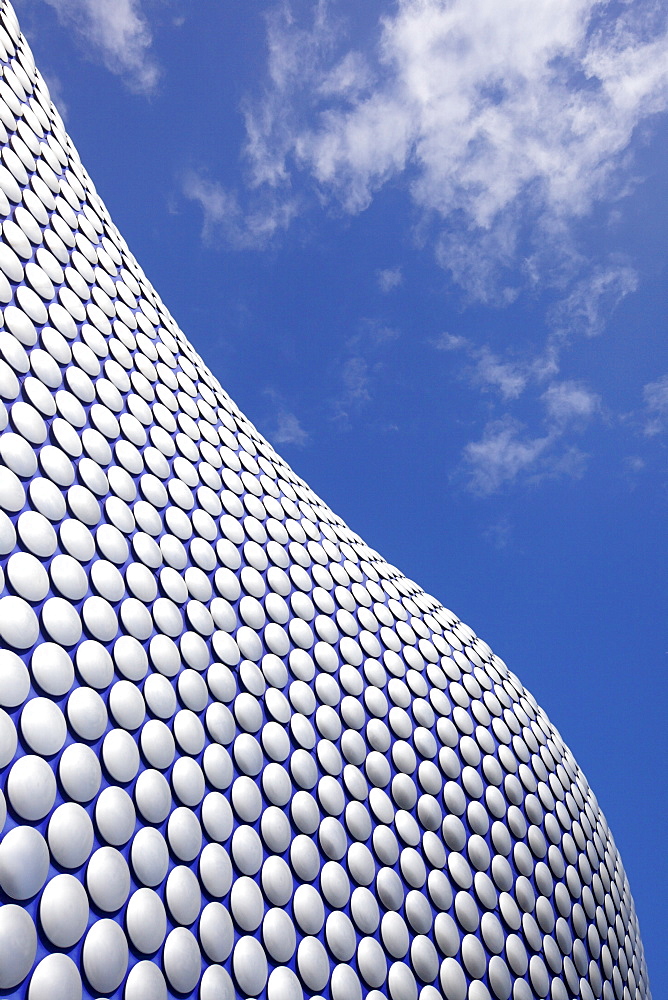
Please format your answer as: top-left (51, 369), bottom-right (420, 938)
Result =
top-left (15, 0), bottom-right (667, 989)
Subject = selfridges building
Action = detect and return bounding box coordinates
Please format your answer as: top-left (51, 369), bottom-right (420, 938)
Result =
top-left (0, 3), bottom-right (650, 1000)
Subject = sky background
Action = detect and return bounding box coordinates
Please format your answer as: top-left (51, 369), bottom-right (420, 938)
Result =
top-left (13, 0), bottom-right (667, 989)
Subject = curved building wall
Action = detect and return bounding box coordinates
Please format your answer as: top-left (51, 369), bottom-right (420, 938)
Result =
top-left (0, 2), bottom-right (650, 999)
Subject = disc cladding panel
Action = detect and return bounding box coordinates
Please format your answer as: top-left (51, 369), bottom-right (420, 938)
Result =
top-left (0, 3), bottom-right (651, 1000)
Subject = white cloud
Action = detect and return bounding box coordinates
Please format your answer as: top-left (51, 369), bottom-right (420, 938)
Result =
top-left (542, 380), bottom-right (601, 424)
top-left (377, 266), bottom-right (403, 292)
top-left (341, 355), bottom-right (370, 402)
top-left (357, 317), bottom-right (399, 345)
top-left (434, 336), bottom-right (559, 401)
top-left (330, 315), bottom-right (402, 427)
top-left (244, 0), bottom-right (668, 295)
top-left (543, 446), bottom-right (589, 481)
top-left (41, 72), bottom-right (68, 121)
top-left (242, 1), bottom-right (337, 190)
top-left (463, 417), bottom-right (591, 494)
top-left (41, 0), bottom-right (160, 94)
top-left (272, 409), bottom-right (309, 446)
top-left (484, 516), bottom-right (513, 550)
top-left (642, 373), bottom-right (668, 435)
top-left (435, 220), bottom-right (522, 306)
top-left (473, 349), bottom-right (532, 401)
top-left (331, 355), bottom-right (371, 429)
top-left (318, 49), bottom-right (371, 99)
top-left (433, 332), bottom-right (468, 351)
top-left (624, 455), bottom-right (645, 475)
top-left (463, 417), bottom-right (553, 494)
top-left (182, 171), bottom-right (297, 249)
top-left (462, 377), bottom-right (599, 492)
top-left (182, 174), bottom-right (240, 244)
top-left (263, 389), bottom-right (309, 445)
top-left (549, 262), bottom-right (639, 338)
top-left (642, 375), bottom-right (668, 412)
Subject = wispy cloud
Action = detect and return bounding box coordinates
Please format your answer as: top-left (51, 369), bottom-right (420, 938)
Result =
top-left (331, 316), bottom-right (400, 428)
top-left (331, 356), bottom-right (372, 430)
top-left (463, 417), bottom-right (554, 495)
top-left (242, 0), bottom-right (338, 190)
top-left (433, 335), bottom-right (559, 402)
top-left (542, 380), bottom-right (601, 425)
top-left (433, 332), bottom-right (469, 352)
top-left (182, 171), bottom-right (298, 249)
top-left (642, 374), bottom-right (668, 436)
top-left (263, 389), bottom-right (309, 446)
top-left (473, 349), bottom-right (537, 401)
top-left (376, 266), bottom-right (403, 293)
top-left (484, 516), bottom-right (513, 550)
top-left (462, 378), bottom-right (600, 493)
top-left (357, 317), bottom-right (399, 346)
top-left (41, 0), bottom-right (160, 94)
top-left (548, 262), bottom-right (639, 338)
top-left (341, 356), bottom-right (370, 403)
top-left (41, 72), bottom-right (68, 120)
top-left (243, 0), bottom-right (668, 296)
top-left (272, 409), bottom-right (309, 446)
top-left (622, 455), bottom-right (645, 488)
top-left (182, 174), bottom-right (240, 244)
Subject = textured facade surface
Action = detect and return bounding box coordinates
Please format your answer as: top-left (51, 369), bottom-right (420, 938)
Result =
top-left (0, 3), bottom-right (650, 999)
